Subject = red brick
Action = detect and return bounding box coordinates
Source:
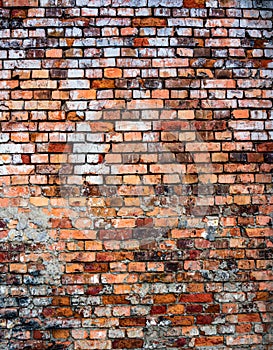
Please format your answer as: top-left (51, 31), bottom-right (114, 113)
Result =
top-left (150, 305), bottom-right (167, 315)
top-left (186, 305), bottom-right (203, 313)
top-left (86, 286), bottom-right (103, 296)
top-left (195, 337), bottom-right (224, 346)
top-left (119, 318), bottom-right (146, 327)
top-left (133, 38), bottom-right (150, 47)
top-left (84, 263), bottom-right (108, 273)
top-left (112, 339), bottom-right (144, 349)
top-left (50, 218), bottom-right (72, 229)
top-left (196, 315), bottom-right (214, 324)
top-left (179, 294), bottom-right (213, 303)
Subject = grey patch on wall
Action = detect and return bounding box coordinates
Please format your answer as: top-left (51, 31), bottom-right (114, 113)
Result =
top-left (0, 206), bottom-right (64, 341)
top-left (254, 0), bottom-right (273, 7)
top-left (0, 207), bottom-right (49, 243)
top-left (0, 206), bottom-right (64, 284)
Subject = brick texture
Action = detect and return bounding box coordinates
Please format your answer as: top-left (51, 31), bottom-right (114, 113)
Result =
top-left (0, 0), bottom-right (273, 349)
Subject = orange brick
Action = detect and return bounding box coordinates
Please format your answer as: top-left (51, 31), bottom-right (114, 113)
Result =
top-left (102, 295), bottom-right (130, 305)
top-left (113, 285), bottom-right (132, 295)
top-left (0, 80), bottom-right (19, 89)
top-left (178, 110), bottom-right (195, 119)
top-left (132, 18), bottom-right (167, 27)
top-left (85, 241), bottom-right (103, 251)
top-left (164, 316), bottom-right (194, 326)
top-left (128, 262), bottom-right (146, 272)
top-left (11, 133), bottom-right (30, 142)
top-left (233, 195), bottom-right (251, 205)
top-left (167, 304), bottom-right (185, 314)
top-left (147, 262), bottom-right (164, 272)
top-left (152, 89), bottom-right (169, 99)
top-left (92, 79), bottom-right (115, 89)
top-left (11, 91), bottom-right (33, 100)
top-left (121, 27), bottom-right (138, 36)
top-left (46, 49), bottom-right (63, 58)
top-left (89, 330), bottom-right (107, 340)
top-left (10, 263), bottom-right (27, 273)
top-left (104, 68), bottom-right (122, 78)
top-left (65, 264), bottom-right (84, 273)
top-left (236, 324), bottom-right (252, 333)
top-left (238, 313), bottom-right (261, 323)
top-left (195, 337), bottom-right (224, 346)
top-left (70, 90), bottom-right (96, 100)
top-left (154, 294), bottom-right (176, 304)
top-left (52, 330), bottom-right (70, 339)
top-left (184, 0), bottom-right (205, 7)
top-left (30, 197), bottom-right (49, 206)
top-left (52, 296), bottom-right (70, 306)
top-left (112, 218), bottom-right (136, 228)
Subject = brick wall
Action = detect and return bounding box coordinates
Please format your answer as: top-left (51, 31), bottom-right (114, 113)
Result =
top-left (0, 0), bottom-right (273, 349)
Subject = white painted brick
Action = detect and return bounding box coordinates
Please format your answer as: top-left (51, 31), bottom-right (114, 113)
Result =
top-left (0, 134), bottom-right (9, 143)
top-left (73, 143), bottom-right (110, 153)
top-left (0, 144), bottom-right (35, 154)
top-left (74, 164), bottom-right (110, 175)
top-left (64, 101), bottom-right (88, 110)
top-left (68, 154), bottom-right (85, 163)
top-left (59, 80), bottom-right (90, 89)
top-left (4, 60), bottom-right (41, 69)
top-left (115, 121), bottom-right (151, 131)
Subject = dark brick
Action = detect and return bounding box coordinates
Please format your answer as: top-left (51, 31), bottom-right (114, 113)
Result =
top-left (112, 339), bottom-right (144, 349)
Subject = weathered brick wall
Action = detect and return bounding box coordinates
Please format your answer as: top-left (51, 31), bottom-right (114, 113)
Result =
top-left (0, 0), bottom-right (273, 349)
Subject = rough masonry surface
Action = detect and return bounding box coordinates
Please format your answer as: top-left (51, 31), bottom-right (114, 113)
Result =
top-left (0, 0), bottom-right (273, 349)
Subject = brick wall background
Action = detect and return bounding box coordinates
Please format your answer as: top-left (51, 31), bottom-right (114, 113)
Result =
top-left (0, 0), bottom-right (273, 349)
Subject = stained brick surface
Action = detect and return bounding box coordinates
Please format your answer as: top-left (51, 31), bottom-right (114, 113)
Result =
top-left (0, 0), bottom-right (273, 349)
